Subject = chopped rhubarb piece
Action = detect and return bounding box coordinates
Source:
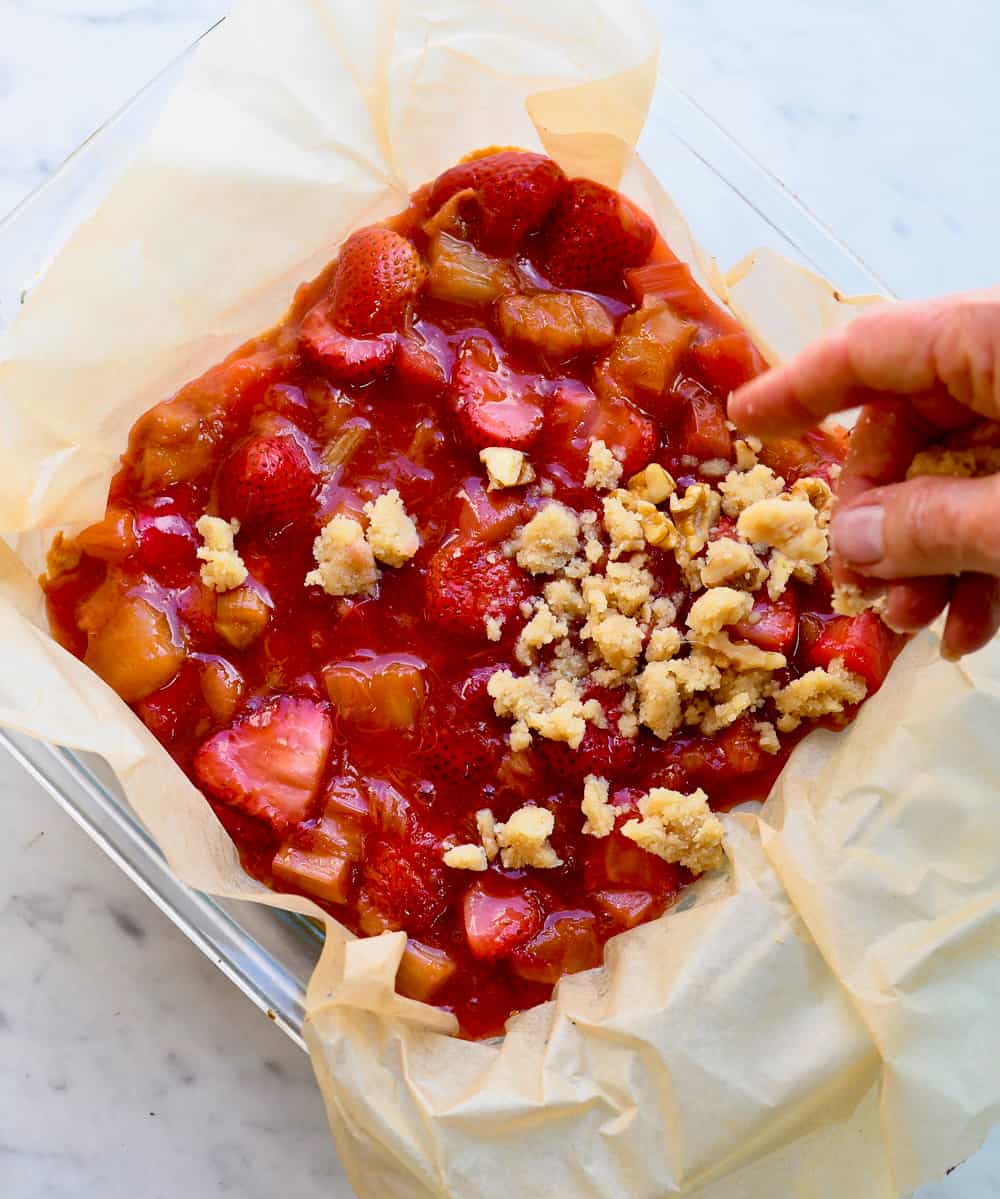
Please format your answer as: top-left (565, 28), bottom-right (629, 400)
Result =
top-left (626, 258), bottom-right (742, 337)
top-left (272, 845), bottom-right (354, 904)
top-left (323, 654), bottom-right (426, 732)
top-left (690, 331), bottom-right (766, 394)
top-left (214, 585), bottom-right (270, 650)
top-left (426, 232), bottom-right (516, 306)
top-left (76, 507), bottom-right (137, 563)
top-left (193, 696), bottom-right (333, 833)
top-left (594, 829), bottom-right (687, 893)
top-left (497, 291), bottom-right (615, 359)
top-left (592, 888), bottom-right (665, 931)
top-left (395, 940), bottom-right (459, 1002)
top-left (510, 910), bottom-right (602, 984)
top-left (84, 595), bottom-right (185, 704)
top-left (463, 877), bottom-right (543, 961)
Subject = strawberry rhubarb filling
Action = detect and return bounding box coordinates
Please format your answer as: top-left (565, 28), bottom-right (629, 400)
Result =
top-left (43, 149), bottom-right (904, 1037)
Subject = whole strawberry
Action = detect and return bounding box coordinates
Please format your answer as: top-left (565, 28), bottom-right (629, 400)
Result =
top-left (533, 178), bottom-right (656, 292)
top-left (216, 433), bottom-right (316, 531)
top-left (428, 150), bottom-right (566, 255)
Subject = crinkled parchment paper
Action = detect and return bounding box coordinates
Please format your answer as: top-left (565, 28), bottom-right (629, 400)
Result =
top-left (3, 2), bottom-right (1000, 1196)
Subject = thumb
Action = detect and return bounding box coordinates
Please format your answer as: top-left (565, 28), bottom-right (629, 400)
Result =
top-left (831, 475), bottom-right (1000, 578)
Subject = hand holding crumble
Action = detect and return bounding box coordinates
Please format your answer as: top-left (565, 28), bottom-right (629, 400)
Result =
top-left (729, 288), bottom-right (1000, 659)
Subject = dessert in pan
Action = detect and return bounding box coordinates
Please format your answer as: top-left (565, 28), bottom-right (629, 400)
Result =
top-left (42, 150), bottom-right (904, 1037)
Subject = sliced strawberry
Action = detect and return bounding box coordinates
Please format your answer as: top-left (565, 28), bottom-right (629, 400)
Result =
top-left (418, 724), bottom-right (503, 789)
top-left (299, 301), bottom-right (395, 385)
top-left (758, 425), bottom-right (851, 484)
top-left (675, 377), bottom-right (732, 461)
top-left (626, 258), bottom-right (742, 338)
top-left (543, 379), bottom-right (657, 482)
top-left (807, 611), bottom-right (901, 694)
top-left (589, 829), bottom-right (687, 892)
top-left (533, 178), bottom-right (655, 291)
top-left (509, 910), bottom-right (601, 983)
top-left (216, 433), bottom-right (316, 530)
top-left (448, 338), bottom-right (545, 450)
top-left (427, 151), bottom-right (566, 255)
top-left (463, 877), bottom-right (544, 960)
top-left (732, 588), bottom-right (799, 655)
top-left (690, 331), bottom-right (766, 395)
top-left (682, 716), bottom-right (766, 791)
top-left (136, 662), bottom-right (205, 745)
top-left (424, 536), bottom-right (532, 636)
top-left (193, 696), bottom-right (333, 833)
top-left (455, 476), bottom-right (530, 544)
top-left (395, 324), bottom-right (452, 397)
top-left (135, 508), bottom-right (197, 576)
top-left (534, 723), bottom-right (635, 783)
top-left (358, 834), bottom-right (450, 933)
top-left (329, 226), bottom-right (426, 336)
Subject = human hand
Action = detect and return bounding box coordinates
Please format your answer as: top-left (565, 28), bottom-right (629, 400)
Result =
top-left (728, 288), bottom-right (1000, 659)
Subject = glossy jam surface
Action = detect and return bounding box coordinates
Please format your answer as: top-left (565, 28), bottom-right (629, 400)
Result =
top-left (44, 151), bottom-right (904, 1037)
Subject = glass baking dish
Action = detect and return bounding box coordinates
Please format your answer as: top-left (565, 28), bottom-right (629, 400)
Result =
top-left (0, 20), bottom-right (888, 1052)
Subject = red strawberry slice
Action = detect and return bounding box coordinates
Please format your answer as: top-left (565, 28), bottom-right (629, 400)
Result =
top-left (690, 331), bottom-right (766, 395)
top-left (463, 877), bottom-right (544, 960)
top-left (216, 433), bottom-right (316, 530)
top-left (299, 301), bottom-right (395, 385)
top-left (806, 611), bottom-right (902, 694)
top-left (675, 377), bottom-right (732, 461)
top-left (358, 835), bottom-right (451, 933)
top-left (427, 151), bottom-right (566, 255)
top-left (533, 178), bottom-right (655, 291)
top-left (543, 379), bottom-right (657, 482)
top-left (424, 536), bottom-right (532, 636)
top-left (418, 724), bottom-right (503, 790)
top-left (448, 338), bottom-right (545, 449)
top-left (732, 589), bottom-right (799, 655)
top-left (395, 323), bottom-right (452, 396)
top-left (330, 226), bottom-right (426, 336)
top-left (194, 696), bottom-right (333, 834)
top-left (509, 910), bottom-right (601, 984)
top-left (135, 508), bottom-right (198, 575)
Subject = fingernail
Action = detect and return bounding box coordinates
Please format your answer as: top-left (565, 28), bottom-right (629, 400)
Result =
top-left (831, 504), bottom-right (885, 564)
top-left (940, 642), bottom-right (962, 663)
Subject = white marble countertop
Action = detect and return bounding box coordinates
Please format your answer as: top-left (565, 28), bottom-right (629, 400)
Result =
top-left (2, 2), bottom-right (999, 1196)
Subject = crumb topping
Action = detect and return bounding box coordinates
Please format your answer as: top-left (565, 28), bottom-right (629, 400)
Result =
top-left (584, 439), bottom-right (624, 491)
top-left (476, 808), bottom-right (500, 862)
top-left (719, 463), bottom-right (784, 516)
top-left (480, 446), bottom-right (535, 490)
top-left (907, 445), bottom-right (1000, 479)
top-left (443, 843), bottom-right (488, 871)
top-left (364, 489), bottom-right (419, 567)
top-left (620, 786), bottom-right (725, 873)
top-left (196, 516), bottom-right (248, 592)
top-left (581, 775), bottom-right (616, 837)
top-left (305, 514), bottom-right (379, 596)
top-left (515, 502), bottom-right (580, 574)
top-left (774, 657), bottom-right (866, 731)
top-left (495, 805), bottom-right (562, 869)
top-left (700, 537), bottom-right (767, 590)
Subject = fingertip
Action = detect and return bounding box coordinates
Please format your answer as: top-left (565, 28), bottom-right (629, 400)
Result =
top-left (940, 573), bottom-right (1000, 660)
top-left (884, 578), bottom-right (951, 633)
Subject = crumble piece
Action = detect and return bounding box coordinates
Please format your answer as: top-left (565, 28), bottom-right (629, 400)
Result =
top-left (699, 632), bottom-right (786, 672)
top-left (443, 843), bottom-right (488, 871)
top-left (698, 669), bottom-right (773, 734)
top-left (790, 475), bottom-right (835, 527)
top-left (699, 538), bottom-right (767, 590)
top-left (305, 514), bottom-right (379, 596)
top-left (832, 581), bottom-right (889, 618)
top-left (628, 463), bottom-right (676, 504)
top-left (544, 578), bottom-right (587, 619)
top-left (737, 497), bottom-right (828, 576)
top-left (718, 463), bottom-right (784, 517)
top-left (484, 614), bottom-right (504, 642)
top-left (480, 446), bottom-right (535, 490)
top-left (476, 808), bottom-right (500, 862)
top-left (642, 509), bottom-right (681, 550)
top-left (364, 489), bottom-right (419, 567)
top-left (591, 611), bottom-right (644, 673)
top-left (602, 557), bottom-right (655, 617)
top-left (487, 668), bottom-right (595, 748)
top-left (515, 502), bottom-right (580, 574)
top-left (496, 805), bottom-right (562, 869)
top-left (621, 786), bottom-right (725, 873)
top-left (755, 720), bottom-right (781, 754)
top-left (581, 775), bottom-right (616, 838)
top-left (687, 587), bottom-right (753, 637)
top-left (766, 550), bottom-right (797, 600)
top-left (602, 492), bottom-right (646, 555)
top-left (698, 457), bottom-right (731, 479)
top-left (646, 625), bottom-right (683, 662)
top-left (734, 436), bottom-right (762, 471)
top-left (516, 601), bottom-right (569, 665)
top-left (585, 439), bottom-right (624, 491)
top-left (196, 515), bottom-right (248, 593)
top-left (636, 660), bottom-right (683, 739)
top-left (774, 657), bottom-right (867, 731)
top-left (670, 483), bottom-right (722, 560)
top-left (907, 445), bottom-right (1000, 479)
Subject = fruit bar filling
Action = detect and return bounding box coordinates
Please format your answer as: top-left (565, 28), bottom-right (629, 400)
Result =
top-left (43, 150), bottom-right (905, 1037)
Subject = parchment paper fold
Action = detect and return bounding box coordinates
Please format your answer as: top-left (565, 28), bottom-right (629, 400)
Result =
top-left (2, 3), bottom-right (998, 1196)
